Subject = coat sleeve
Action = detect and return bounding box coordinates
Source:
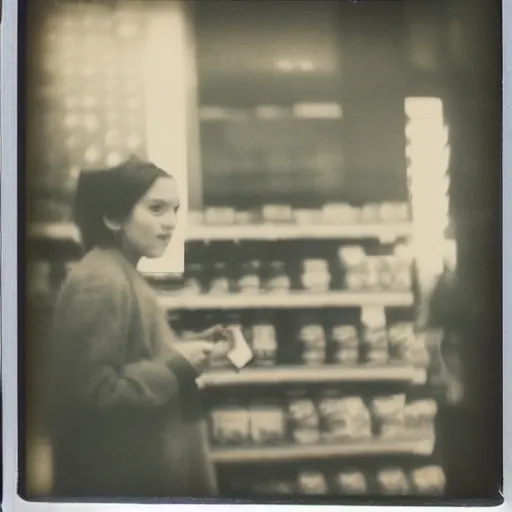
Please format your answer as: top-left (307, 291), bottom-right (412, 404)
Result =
top-left (54, 267), bottom-right (197, 410)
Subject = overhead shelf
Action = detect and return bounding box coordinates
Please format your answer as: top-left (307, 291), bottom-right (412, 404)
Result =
top-left (28, 222), bottom-right (81, 243)
top-left (186, 223), bottom-right (412, 242)
top-left (211, 436), bottom-right (436, 464)
top-left (158, 290), bottom-right (414, 310)
top-left (28, 221), bottom-right (412, 244)
top-left (200, 365), bottom-right (427, 387)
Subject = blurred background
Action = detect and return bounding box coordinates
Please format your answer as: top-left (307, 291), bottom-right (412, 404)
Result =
top-left (22, 0), bottom-right (501, 502)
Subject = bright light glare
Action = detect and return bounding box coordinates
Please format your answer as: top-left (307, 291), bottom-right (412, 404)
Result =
top-left (405, 97), bottom-right (453, 278)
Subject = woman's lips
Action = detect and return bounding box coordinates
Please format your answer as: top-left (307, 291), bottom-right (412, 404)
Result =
top-left (157, 233), bottom-right (172, 243)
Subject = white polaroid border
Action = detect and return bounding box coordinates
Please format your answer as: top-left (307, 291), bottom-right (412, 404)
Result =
top-left (2, 0), bottom-right (508, 511)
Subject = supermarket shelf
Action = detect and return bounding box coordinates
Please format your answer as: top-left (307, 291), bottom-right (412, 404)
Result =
top-left (158, 290), bottom-right (414, 310)
top-left (186, 223), bottom-right (412, 242)
top-left (201, 365), bottom-right (427, 387)
top-left (28, 222), bottom-right (81, 243)
top-left (211, 437), bottom-right (436, 464)
top-left (27, 221), bottom-right (412, 244)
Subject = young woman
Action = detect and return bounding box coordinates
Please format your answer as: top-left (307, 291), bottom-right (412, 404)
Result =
top-left (48, 158), bottom-right (222, 499)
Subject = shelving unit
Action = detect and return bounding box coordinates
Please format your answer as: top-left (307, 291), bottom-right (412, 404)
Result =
top-left (211, 436), bottom-right (435, 464)
top-left (159, 290), bottom-right (414, 310)
top-left (201, 365), bottom-right (427, 387)
top-left (27, 218), bottom-right (436, 495)
top-left (28, 221), bottom-right (412, 244)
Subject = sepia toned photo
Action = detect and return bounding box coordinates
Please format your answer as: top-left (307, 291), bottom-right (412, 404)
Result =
top-left (17, 0), bottom-right (501, 504)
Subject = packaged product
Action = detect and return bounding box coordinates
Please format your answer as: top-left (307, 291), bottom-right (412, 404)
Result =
top-left (404, 331), bottom-right (431, 368)
top-left (234, 210), bottom-right (260, 225)
top-left (294, 208), bottom-right (323, 225)
top-left (404, 399), bottom-right (438, 435)
top-left (209, 262), bottom-right (231, 295)
top-left (335, 470), bottom-right (368, 495)
top-left (262, 204), bottom-right (294, 224)
top-left (338, 245), bottom-right (367, 272)
top-left (338, 246), bottom-right (368, 291)
top-left (361, 306), bottom-right (389, 364)
top-left (318, 392), bottom-right (372, 441)
top-left (297, 470), bottom-right (329, 494)
top-left (298, 321), bottom-right (326, 366)
top-left (387, 322), bottom-right (415, 360)
top-left (263, 261), bottom-right (291, 293)
top-left (302, 259), bottom-right (330, 273)
top-left (205, 207), bottom-right (236, 225)
top-left (363, 257), bottom-right (381, 289)
top-left (237, 260), bottom-right (261, 294)
top-left (410, 465), bottom-right (446, 495)
top-left (379, 202), bottom-right (410, 223)
top-left (287, 392), bottom-right (320, 444)
top-left (361, 203), bottom-right (381, 223)
top-left (249, 401), bottom-right (286, 445)
top-left (332, 348), bottom-right (360, 365)
top-left (322, 203), bottom-right (361, 224)
top-left (392, 244), bottom-right (413, 290)
top-left (376, 255), bottom-right (396, 289)
top-left (331, 325), bottom-right (359, 348)
top-left (301, 259), bottom-right (331, 292)
top-left (182, 263), bottom-right (203, 296)
top-left (251, 322), bottom-right (278, 366)
top-left (370, 394), bottom-right (406, 439)
top-left (210, 405), bottom-right (250, 445)
top-left (301, 272), bottom-right (331, 293)
top-left (251, 479), bottom-right (296, 495)
top-left (330, 325), bottom-right (360, 364)
top-left (377, 467), bottom-right (411, 495)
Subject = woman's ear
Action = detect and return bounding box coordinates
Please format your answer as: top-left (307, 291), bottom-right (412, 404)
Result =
top-left (103, 215), bottom-right (123, 233)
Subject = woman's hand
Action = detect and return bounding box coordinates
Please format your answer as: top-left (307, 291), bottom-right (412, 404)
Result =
top-left (180, 324), bottom-right (228, 343)
top-left (175, 341), bottom-right (215, 375)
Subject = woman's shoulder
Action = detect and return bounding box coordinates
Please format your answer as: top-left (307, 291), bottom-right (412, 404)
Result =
top-left (63, 247), bottom-right (131, 297)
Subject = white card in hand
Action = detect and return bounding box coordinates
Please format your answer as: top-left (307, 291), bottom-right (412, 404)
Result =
top-left (227, 326), bottom-right (253, 370)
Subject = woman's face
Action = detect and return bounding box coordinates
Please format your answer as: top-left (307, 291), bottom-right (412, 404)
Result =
top-left (120, 176), bottom-right (180, 260)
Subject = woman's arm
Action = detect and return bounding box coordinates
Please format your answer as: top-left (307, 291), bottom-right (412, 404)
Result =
top-left (53, 267), bottom-right (197, 410)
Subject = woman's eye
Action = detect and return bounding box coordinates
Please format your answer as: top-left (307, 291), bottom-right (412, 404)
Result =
top-left (149, 204), bottom-right (164, 213)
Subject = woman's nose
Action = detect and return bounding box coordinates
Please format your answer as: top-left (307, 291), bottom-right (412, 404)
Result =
top-left (162, 211), bottom-right (177, 231)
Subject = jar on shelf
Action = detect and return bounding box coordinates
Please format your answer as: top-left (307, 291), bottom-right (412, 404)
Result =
top-left (209, 262), bottom-right (231, 295)
top-left (263, 261), bottom-right (291, 293)
top-left (334, 470), bottom-right (368, 495)
top-left (330, 324), bottom-right (360, 365)
top-left (410, 466), bottom-right (446, 496)
top-left (297, 470), bottom-right (328, 495)
top-left (182, 263), bottom-right (203, 295)
top-left (251, 320), bottom-right (278, 367)
top-left (337, 245), bottom-right (368, 291)
top-left (301, 258), bottom-right (331, 293)
top-left (377, 468), bottom-right (410, 495)
top-left (286, 390), bottom-right (320, 444)
top-left (297, 319), bottom-right (326, 366)
top-left (237, 260), bottom-right (261, 294)
top-left (360, 306), bottom-right (389, 365)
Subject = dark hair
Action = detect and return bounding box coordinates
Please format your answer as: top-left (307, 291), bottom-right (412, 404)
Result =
top-left (73, 157), bottom-right (172, 252)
